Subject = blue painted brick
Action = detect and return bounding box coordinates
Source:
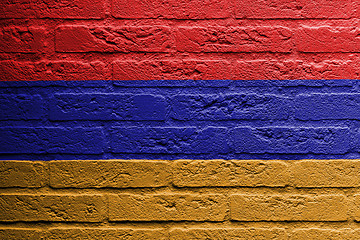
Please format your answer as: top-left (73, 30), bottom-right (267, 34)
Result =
top-left (230, 127), bottom-right (351, 154)
top-left (171, 94), bottom-right (291, 120)
top-left (0, 127), bottom-right (104, 154)
top-left (49, 94), bottom-right (167, 121)
top-left (110, 127), bottom-right (229, 154)
top-left (0, 94), bottom-right (43, 120)
top-left (295, 94), bottom-right (360, 120)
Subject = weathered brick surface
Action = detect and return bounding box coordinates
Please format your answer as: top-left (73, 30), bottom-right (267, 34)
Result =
top-left (235, 0), bottom-right (356, 19)
top-left (50, 160), bottom-right (170, 188)
top-left (229, 127), bottom-right (351, 154)
top-left (0, 194), bottom-right (106, 222)
top-left (173, 160), bottom-right (289, 187)
top-left (233, 60), bottom-right (358, 80)
top-left (112, 60), bottom-right (233, 80)
top-left (0, 61), bottom-right (107, 81)
top-left (0, 161), bottom-right (46, 188)
top-left (0, 94), bottom-right (43, 119)
top-left (297, 26), bottom-right (360, 53)
top-left (0, 0), bottom-right (105, 19)
top-left (0, 228), bottom-right (44, 240)
top-left (108, 194), bottom-right (227, 221)
top-left (291, 160), bottom-right (360, 187)
top-left (48, 228), bottom-right (167, 240)
top-left (0, 127), bottom-right (105, 154)
top-left (50, 93), bottom-right (167, 120)
top-left (112, 0), bottom-right (230, 19)
top-left (171, 94), bottom-right (291, 120)
top-left (55, 25), bottom-right (174, 53)
top-left (110, 127), bottom-right (229, 154)
top-left (170, 228), bottom-right (287, 240)
top-left (295, 94), bottom-right (360, 120)
top-left (176, 26), bottom-right (293, 53)
top-left (230, 194), bottom-right (348, 221)
top-left (291, 229), bottom-right (360, 240)
top-left (0, 27), bottom-right (47, 53)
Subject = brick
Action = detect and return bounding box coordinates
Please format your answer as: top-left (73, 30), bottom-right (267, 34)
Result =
top-left (112, 60), bottom-right (233, 80)
top-left (291, 229), bottom-right (360, 240)
top-left (295, 94), bottom-right (360, 120)
top-left (48, 228), bottom-right (167, 240)
top-left (108, 194), bottom-right (226, 221)
top-left (173, 160), bottom-right (289, 187)
top-left (0, 0), bottom-right (35, 18)
top-left (0, 0), bottom-right (105, 19)
top-left (297, 26), bottom-right (360, 53)
top-left (234, 60), bottom-right (300, 80)
top-left (49, 93), bottom-right (167, 121)
top-left (0, 94), bottom-right (43, 119)
top-left (0, 61), bottom-right (107, 81)
top-left (0, 127), bottom-right (105, 154)
top-left (235, 0), bottom-right (355, 19)
top-left (353, 195), bottom-right (360, 221)
top-left (229, 127), bottom-right (351, 154)
top-left (170, 228), bottom-right (287, 240)
top-left (0, 228), bottom-right (44, 240)
top-left (110, 127), bottom-right (229, 154)
top-left (291, 160), bottom-right (360, 187)
top-left (0, 161), bottom-right (46, 188)
top-left (176, 26), bottom-right (293, 53)
top-left (112, 0), bottom-right (229, 19)
top-left (233, 60), bottom-right (358, 80)
top-left (56, 25), bottom-right (174, 53)
top-left (50, 160), bottom-right (170, 188)
top-left (0, 194), bottom-right (106, 222)
top-left (35, 0), bottom-right (105, 19)
top-left (0, 27), bottom-right (47, 53)
top-left (295, 60), bottom-right (357, 79)
top-left (230, 194), bottom-right (348, 221)
top-left (171, 94), bottom-right (291, 120)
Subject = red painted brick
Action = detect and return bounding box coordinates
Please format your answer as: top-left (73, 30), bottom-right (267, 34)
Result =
top-left (112, 60), bottom-right (232, 80)
top-left (56, 25), bottom-right (174, 53)
top-left (297, 26), bottom-right (360, 53)
top-left (235, 0), bottom-right (356, 19)
top-left (233, 60), bottom-right (358, 80)
top-left (176, 26), bottom-right (293, 53)
top-left (112, 0), bottom-right (230, 19)
top-left (0, 0), bottom-right (105, 19)
top-left (0, 61), bottom-right (107, 81)
top-left (0, 27), bottom-right (47, 53)
top-left (0, 0), bottom-right (35, 18)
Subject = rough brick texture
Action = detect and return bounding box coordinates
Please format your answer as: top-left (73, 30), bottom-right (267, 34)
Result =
top-left (2, 80), bottom-right (360, 160)
top-left (2, 0), bottom-right (360, 80)
top-left (1, 160), bottom-right (360, 236)
top-left (2, 0), bottom-right (360, 236)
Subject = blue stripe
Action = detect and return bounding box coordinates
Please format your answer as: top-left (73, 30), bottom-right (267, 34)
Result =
top-left (1, 80), bottom-right (360, 160)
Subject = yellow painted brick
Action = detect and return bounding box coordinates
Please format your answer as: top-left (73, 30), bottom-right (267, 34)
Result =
top-left (291, 229), bottom-right (360, 240)
top-left (353, 195), bottom-right (360, 221)
top-left (0, 228), bottom-right (44, 240)
top-left (230, 194), bottom-right (348, 221)
top-left (48, 228), bottom-right (167, 240)
top-left (0, 194), bottom-right (106, 222)
top-left (173, 160), bottom-right (289, 187)
top-left (0, 161), bottom-right (47, 188)
top-left (50, 160), bottom-right (170, 188)
top-left (108, 194), bottom-right (226, 221)
top-left (290, 160), bottom-right (360, 187)
top-left (170, 228), bottom-right (287, 240)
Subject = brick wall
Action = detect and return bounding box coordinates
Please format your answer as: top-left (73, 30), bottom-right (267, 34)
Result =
top-left (2, 0), bottom-right (360, 239)
top-left (1, 0), bottom-right (360, 80)
top-left (2, 159), bottom-right (360, 239)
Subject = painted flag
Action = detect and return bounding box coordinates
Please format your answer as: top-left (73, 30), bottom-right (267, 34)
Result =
top-left (0, 0), bottom-right (360, 239)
